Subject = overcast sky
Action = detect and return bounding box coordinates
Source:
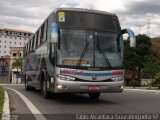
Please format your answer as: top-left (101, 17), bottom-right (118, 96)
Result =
top-left (0, 0), bottom-right (160, 37)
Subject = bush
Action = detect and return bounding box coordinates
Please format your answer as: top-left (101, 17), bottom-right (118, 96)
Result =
top-left (128, 80), bottom-right (140, 87)
top-left (152, 77), bottom-right (160, 89)
top-left (0, 87), bottom-right (4, 116)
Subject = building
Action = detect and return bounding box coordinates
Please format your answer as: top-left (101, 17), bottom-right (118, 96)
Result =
top-left (0, 27), bottom-right (32, 83)
top-left (0, 28), bottom-right (32, 57)
top-left (10, 47), bottom-right (24, 59)
top-left (0, 56), bottom-right (10, 83)
top-left (10, 47), bottom-right (23, 84)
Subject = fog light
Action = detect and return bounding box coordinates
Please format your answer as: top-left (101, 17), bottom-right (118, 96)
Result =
top-left (56, 84), bottom-right (66, 90)
top-left (57, 85), bottom-right (63, 89)
top-left (120, 86), bottom-right (124, 89)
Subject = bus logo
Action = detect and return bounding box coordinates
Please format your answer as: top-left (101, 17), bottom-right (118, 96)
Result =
top-left (92, 76), bottom-right (97, 80)
top-left (61, 68), bottom-right (84, 75)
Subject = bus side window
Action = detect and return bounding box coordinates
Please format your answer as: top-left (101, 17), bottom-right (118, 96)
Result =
top-left (49, 43), bottom-right (55, 65)
top-left (25, 58), bottom-right (33, 71)
top-left (40, 24), bottom-right (45, 44)
top-left (37, 29), bottom-right (41, 47)
top-left (35, 58), bottom-right (40, 70)
top-left (35, 33), bottom-right (38, 48)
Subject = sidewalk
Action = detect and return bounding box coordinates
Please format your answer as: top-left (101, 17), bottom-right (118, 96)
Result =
top-left (2, 90), bottom-right (10, 120)
top-left (124, 86), bottom-right (160, 93)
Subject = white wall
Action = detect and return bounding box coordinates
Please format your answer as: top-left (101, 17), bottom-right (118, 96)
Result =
top-left (0, 30), bottom-right (31, 57)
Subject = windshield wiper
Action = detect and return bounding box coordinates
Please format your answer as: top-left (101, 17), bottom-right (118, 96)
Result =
top-left (96, 37), bottom-right (112, 67)
top-left (77, 36), bottom-right (89, 67)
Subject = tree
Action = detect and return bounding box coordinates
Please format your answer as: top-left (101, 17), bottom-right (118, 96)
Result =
top-left (12, 58), bottom-right (22, 69)
top-left (12, 58), bottom-right (23, 84)
top-left (142, 51), bottom-right (160, 79)
top-left (152, 77), bottom-right (160, 89)
top-left (124, 34), bottom-right (152, 85)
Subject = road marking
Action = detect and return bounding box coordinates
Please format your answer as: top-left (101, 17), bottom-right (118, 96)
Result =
top-left (5, 87), bottom-right (47, 120)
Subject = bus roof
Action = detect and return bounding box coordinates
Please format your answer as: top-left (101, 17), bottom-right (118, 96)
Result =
top-left (55, 8), bottom-right (117, 17)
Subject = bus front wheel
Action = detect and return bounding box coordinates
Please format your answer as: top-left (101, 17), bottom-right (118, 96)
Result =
top-left (88, 93), bottom-right (100, 99)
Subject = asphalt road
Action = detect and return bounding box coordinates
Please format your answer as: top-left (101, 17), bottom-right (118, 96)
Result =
top-left (1, 84), bottom-right (160, 120)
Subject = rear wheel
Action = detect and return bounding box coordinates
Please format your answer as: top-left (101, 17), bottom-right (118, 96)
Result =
top-left (24, 75), bottom-right (34, 91)
top-left (89, 93), bottom-right (100, 99)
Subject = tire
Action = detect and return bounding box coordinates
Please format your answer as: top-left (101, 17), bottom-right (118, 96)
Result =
top-left (89, 93), bottom-right (100, 99)
top-left (42, 80), bottom-right (51, 99)
top-left (24, 75), bottom-right (34, 91)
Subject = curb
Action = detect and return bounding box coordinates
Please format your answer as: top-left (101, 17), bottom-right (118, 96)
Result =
top-left (0, 84), bottom-right (23, 85)
top-left (2, 90), bottom-right (10, 120)
top-left (124, 88), bottom-right (160, 93)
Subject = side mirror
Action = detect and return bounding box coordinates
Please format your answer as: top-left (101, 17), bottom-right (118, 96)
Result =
top-left (50, 23), bottom-right (58, 43)
top-left (121, 29), bottom-right (136, 47)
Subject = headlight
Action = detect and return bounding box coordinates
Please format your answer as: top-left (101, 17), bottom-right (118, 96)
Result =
top-left (111, 77), bottom-right (124, 81)
top-left (56, 75), bottom-right (75, 81)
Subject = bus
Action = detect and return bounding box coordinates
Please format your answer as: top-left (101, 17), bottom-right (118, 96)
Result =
top-left (23, 8), bottom-right (136, 99)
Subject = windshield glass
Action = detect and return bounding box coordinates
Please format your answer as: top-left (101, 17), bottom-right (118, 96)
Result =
top-left (57, 29), bottom-right (123, 68)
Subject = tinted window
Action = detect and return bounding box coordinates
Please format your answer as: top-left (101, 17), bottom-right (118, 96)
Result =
top-left (57, 11), bottom-right (120, 32)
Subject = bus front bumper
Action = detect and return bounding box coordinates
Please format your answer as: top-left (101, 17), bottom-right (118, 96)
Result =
top-left (51, 80), bottom-right (124, 93)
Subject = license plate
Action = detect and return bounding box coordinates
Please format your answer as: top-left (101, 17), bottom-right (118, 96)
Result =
top-left (88, 86), bottom-right (100, 91)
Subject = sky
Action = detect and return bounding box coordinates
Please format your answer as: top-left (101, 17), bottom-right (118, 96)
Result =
top-left (0, 0), bottom-right (160, 37)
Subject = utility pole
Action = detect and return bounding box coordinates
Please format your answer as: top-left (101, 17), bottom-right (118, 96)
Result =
top-left (0, 24), bottom-right (4, 29)
top-left (147, 19), bottom-right (151, 37)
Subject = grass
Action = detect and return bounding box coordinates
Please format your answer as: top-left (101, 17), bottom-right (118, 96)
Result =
top-left (0, 87), bottom-right (4, 118)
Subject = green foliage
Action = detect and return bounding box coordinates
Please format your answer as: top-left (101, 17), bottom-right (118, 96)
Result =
top-left (124, 34), bottom-right (152, 82)
top-left (124, 34), bottom-right (160, 87)
top-left (142, 66), bottom-right (160, 79)
top-left (12, 58), bottom-right (22, 69)
top-left (128, 80), bottom-right (140, 87)
top-left (151, 77), bottom-right (160, 89)
top-left (142, 51), bottom-right (160, 79)
top-left (0, 87), bottom-right (4, 115)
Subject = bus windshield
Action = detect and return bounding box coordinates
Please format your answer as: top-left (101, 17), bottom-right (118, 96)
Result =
top-left (57, 29), bottom-right (123, 68)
